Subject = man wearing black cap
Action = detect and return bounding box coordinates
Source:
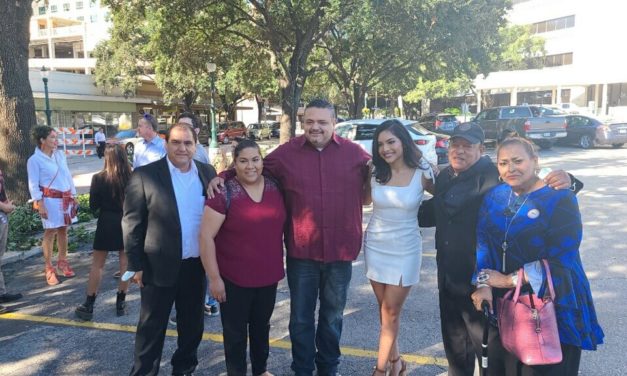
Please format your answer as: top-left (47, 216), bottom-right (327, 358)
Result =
top-left (431, 122), bottom-right (578, 375)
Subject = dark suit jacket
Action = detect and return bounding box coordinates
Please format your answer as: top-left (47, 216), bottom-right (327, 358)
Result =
top-left (122, 157), bottom-right (216, 287)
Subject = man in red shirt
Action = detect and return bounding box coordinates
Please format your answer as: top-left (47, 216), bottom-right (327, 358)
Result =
top-left (210, 99), bottom-right (370, 375)
top-left (268, 99), bottom-right (371, 375)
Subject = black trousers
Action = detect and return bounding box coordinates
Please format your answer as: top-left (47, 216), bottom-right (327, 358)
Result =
top-left (504, 343), bottom-right (582, 376)
top-left (97, 141), bottom-right (106, 158)
top-left (220, 277), bottom-right (278, 376)
top-left (129, 258), bottom-right (206, 376)
top-left (439, 290), bottom-right (507, 376)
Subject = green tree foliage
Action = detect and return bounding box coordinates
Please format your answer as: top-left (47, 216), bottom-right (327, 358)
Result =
top-left (404, 21), bottom-right (545, 105)
top-left (98, 1), bottom-right (354, 141)
top-left (495, 24), bottom-right (546, 70)
top-left (318, 0), bottom-right (510, 118)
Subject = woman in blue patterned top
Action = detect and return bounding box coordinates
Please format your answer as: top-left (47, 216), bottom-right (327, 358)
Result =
top-left (470, 137), bottom-right (603, 375)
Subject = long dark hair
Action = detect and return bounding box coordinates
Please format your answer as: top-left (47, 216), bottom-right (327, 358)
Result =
top-left (101, 144), bottom-right (132, 204)
top-left (372, 119), bottom-right (424, 184)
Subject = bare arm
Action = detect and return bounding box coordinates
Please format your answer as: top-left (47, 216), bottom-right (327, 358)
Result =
top-left (199, 206), bottom-right (226, 302)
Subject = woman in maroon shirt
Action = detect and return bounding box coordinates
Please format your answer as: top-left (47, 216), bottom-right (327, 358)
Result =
top-left (200, 139), bottom-right (286, 376)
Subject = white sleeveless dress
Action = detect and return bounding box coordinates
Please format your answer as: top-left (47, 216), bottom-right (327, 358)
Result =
top-left (364, 166), bottom-right (431, 286)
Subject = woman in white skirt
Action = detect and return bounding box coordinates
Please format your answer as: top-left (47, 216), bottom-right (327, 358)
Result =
top-left (27, 126), bottom-right (78, 286)
top-left (364, 120), bottom-right (435, 376)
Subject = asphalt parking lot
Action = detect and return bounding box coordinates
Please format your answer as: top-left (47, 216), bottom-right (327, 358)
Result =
top-left (1, 144), bottom-right (626, 375)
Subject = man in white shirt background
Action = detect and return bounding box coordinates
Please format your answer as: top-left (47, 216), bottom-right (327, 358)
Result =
top-left (132, 114), bottom-right (166, 168)
top-left (94, 128), bottom-right (106, 159)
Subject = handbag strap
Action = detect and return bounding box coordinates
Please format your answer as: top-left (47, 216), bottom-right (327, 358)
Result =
top-left (511, 259), bottom-right (555, 301)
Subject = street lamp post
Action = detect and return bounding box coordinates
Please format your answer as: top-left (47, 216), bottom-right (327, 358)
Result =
top-left (206, 62), bottom-right (218, 149)
top-left (40, 66), bottom-right (52, 126)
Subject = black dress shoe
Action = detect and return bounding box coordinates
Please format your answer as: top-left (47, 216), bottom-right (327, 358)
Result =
top-left (0, 293), bottom-right (22, 303)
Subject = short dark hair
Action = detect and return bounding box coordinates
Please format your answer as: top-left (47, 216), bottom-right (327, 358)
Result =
top-left (166, 122), bottom-right (197, 143)
top-left (305, 98), bottom-right (336, 119)
top-left (233, 138), bottom-right (261, 159)
top-left (139, 113), bottom-right (159, 130)
top-left (372, 119), bottom-right (425, 184)
top-left (32, 125), bottom-right (54, 146)
top-left (178, 112), bottom-right (201, 129)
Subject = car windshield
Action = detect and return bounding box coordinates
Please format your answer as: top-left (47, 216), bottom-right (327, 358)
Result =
top-left (502, 107), bottom-right (532, 118)
top-left (114, 130), bottom-right (137, 138)
top-left (438, 115), bottom-right (458, 122)
top-left (408, 123), bottom-right (430, 135)
top-left (354, 124), bottom-right (378, 140)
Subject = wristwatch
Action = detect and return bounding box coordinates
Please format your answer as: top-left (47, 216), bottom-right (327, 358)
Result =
top-left (510, 272), bottom-right (519, 287)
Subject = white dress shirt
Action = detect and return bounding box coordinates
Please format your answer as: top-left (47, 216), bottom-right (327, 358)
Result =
top-left (94, 131), bottom-right (106, 143)
top-left (27, 148), bottom-right (76, 201)
top-left (166, 157), bottom-right (204, 259)
top-left (133, 136), bottom-right (166, 168)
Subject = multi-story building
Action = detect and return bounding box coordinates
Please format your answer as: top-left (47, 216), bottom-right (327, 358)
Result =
top-left (474, 0), bottom-right (627, 119)
top-left (29, 0), bottom-right (109, 75)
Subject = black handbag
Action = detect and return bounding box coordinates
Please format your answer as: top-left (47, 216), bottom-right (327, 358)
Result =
top-left (418, 197), bottom-right (436, 228)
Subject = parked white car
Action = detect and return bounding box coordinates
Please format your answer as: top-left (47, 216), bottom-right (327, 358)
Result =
top-left (334, 118), bottom-right (438, 165)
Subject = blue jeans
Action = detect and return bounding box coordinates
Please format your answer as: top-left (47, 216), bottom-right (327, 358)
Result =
top-left (287, 257), bottom-right (352, 376)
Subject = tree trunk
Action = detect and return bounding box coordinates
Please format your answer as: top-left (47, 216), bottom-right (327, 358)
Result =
top-left (0, 1), bottom-right (37, 204)
top-left (279, 78), bottom-right (305, 144)
top-left (182, 91), bottom-right (197, 112)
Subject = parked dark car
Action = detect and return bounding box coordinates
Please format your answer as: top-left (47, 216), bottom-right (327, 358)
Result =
top-left (557, 115), bottom-right (627, 149)
top-left (217, 121), bottom-right (246, 144)
top-left (269, 121), bottom-right (281, 138)
top-left (418, 113), bottom-right (459, 134)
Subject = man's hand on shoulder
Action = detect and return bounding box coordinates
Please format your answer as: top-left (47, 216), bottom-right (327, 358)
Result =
top-left (207, 177), bottom-right (224, 199)
top-left (544, 170), bottom-right (574, 190)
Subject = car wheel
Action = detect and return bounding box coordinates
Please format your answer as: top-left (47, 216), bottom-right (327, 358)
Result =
top-left (223, 136), bottom-right (230, 144)
top-left (126, 143), bottom-right (134, 155)
top-left (578, 135), bottom-right (593, 149)
top-left (611, 143), bottom-right (624, 148)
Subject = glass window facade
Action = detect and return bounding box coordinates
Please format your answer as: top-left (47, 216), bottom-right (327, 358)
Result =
top-left (532, 15), bottom-right (575, 34)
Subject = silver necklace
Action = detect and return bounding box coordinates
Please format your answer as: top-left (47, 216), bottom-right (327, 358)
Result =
top-left (501, 190), bottom-right (529, 272)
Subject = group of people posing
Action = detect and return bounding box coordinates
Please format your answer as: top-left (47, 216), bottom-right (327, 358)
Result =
top-left (21, 99), bottom-right (603, 376)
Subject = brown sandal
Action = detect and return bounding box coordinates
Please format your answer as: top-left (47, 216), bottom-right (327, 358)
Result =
top-left (388, 356), bottom-right (407, 376)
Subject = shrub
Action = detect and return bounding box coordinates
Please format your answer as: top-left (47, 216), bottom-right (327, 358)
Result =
top-left (7, 193), bottom-right (96, 252)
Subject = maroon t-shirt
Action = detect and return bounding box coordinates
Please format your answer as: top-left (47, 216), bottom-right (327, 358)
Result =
top-left (206, 177), bottom-right (286, 287)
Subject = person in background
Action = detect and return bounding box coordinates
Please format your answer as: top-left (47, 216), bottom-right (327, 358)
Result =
top-left (0, 168), bottom-right (22, 313)
top-left (124, 123), bottom-right (217, 376)
top-left (75, 144), bottom-right (132, 321)
top-left (133, 113), bottom-right (166, 169)
top-left (178, 112), bottom-right (210, 164)
top-left (95, 127), bottom-right (106, 159)
top-left (471, 137), bottom-right (603, 375)
top-left (364, 120), bottom-right (434, 376)
top-left (27, 126), bottom-right (78, 286)
top-left (201, 139), bottom-right (285, 376)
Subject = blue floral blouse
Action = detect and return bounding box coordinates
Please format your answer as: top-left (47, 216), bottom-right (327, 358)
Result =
top-left (475, 184), bottom-right (604, 351)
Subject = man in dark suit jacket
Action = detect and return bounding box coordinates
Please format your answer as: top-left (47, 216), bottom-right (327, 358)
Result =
top-left (124, 123), bottom-right (216, 376)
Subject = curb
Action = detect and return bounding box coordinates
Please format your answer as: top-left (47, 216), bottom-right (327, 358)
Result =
top-left (1, 247), bottom-right (42, 266)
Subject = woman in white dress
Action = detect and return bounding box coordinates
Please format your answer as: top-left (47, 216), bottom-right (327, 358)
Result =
top-left (364, 120), bottom-right (435, 376)
top-left (27, 126), bottom-right (78, 286)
